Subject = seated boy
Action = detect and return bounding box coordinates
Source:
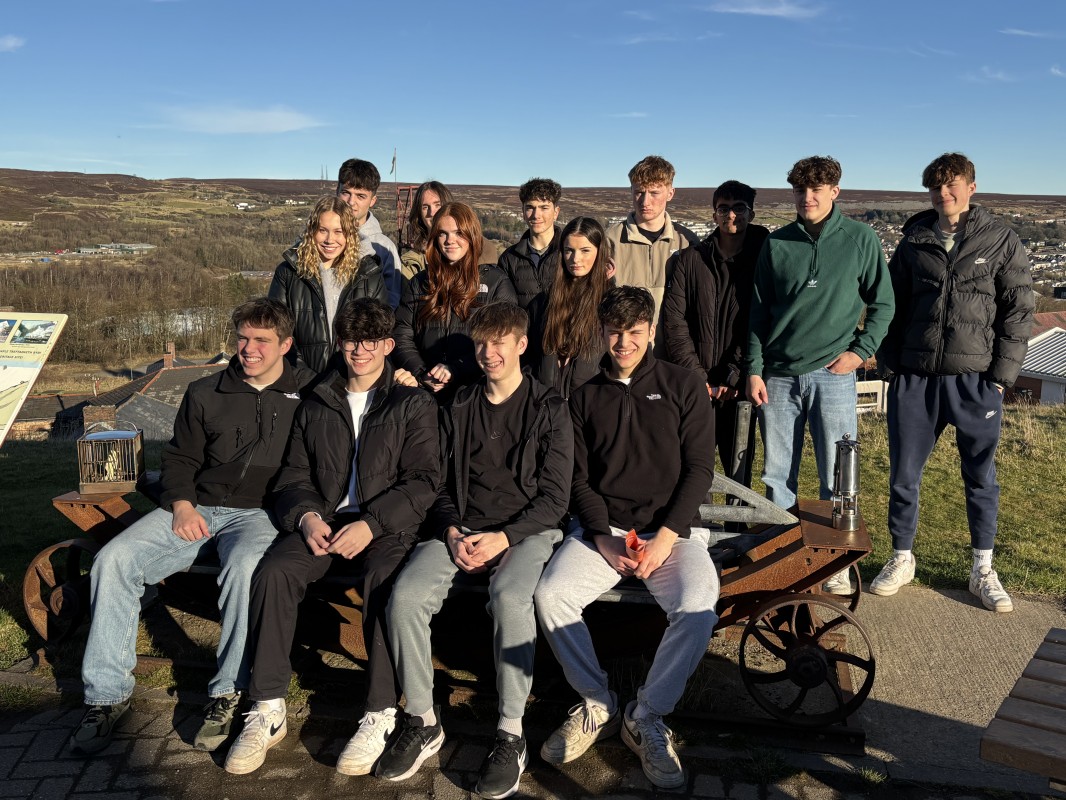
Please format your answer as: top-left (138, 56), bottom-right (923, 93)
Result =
top-left (223, 297), bottom-right (440, 776)
top-left (377, 301), bottom-right (573, 800)
top-left (535, 285), bottom-right (718, 790)
top-left (70, 299), bottom-right (311, 755)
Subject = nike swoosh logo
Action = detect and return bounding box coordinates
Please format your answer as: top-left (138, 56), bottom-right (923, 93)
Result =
top-left (270, 722), bottom-right (284, 736)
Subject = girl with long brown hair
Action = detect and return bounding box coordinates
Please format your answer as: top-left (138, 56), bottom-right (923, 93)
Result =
top-left (534, 216), bottom-right (615, 399)
top-left (392, 201), bottom-right (516, 400)
top-left (269, 196), bottom-right (387, 372)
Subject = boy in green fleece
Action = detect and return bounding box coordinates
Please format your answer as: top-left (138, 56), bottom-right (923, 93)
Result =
top-left (745, 156), bottom-right (893, 594)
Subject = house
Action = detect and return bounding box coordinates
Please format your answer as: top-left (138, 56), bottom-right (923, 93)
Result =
top-left (1015, 327), bottom-right (1066, 405)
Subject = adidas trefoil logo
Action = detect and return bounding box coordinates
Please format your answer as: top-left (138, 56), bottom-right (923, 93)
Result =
top-left (806, 279), bottom-right (818, 288)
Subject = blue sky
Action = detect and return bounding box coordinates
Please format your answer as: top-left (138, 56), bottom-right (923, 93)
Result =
top-left (2, 0), bottom-right (1064, 195)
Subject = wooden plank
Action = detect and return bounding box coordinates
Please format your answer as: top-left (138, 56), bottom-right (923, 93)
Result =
top-left (981, 718), bottom-right (1066, 779)
top-left (1035, 642), bottom-right (1066, 666)
top-left (996, 697), bottom-right (1066, 736)
top-left (1011, 677), bottom-right (1066, 712)
top-left (1024, 659), bottom-right (1066, 687)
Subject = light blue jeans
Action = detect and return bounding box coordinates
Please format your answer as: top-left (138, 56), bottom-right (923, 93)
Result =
top-left (81, 505), bottom-right (280, 705)
top-left (758, 369), bottom-right (857, 509)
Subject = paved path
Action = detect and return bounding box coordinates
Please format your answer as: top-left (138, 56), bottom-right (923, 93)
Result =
top-left (2, 584), bottom-right (1065, 799)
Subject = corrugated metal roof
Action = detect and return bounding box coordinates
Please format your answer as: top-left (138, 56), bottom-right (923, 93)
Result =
top-left (1022, 328), bottom-right (1066, 379)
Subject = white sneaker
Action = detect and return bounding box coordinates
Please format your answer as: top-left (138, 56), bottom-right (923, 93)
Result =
top-left (970, 566), bottom-right (1013, 613)
top-left (869, 554), bottom-right (916, 597)
top-left (822, 569), bottom-right (853, 596)
top-left (540, 693), bottom-right (621, 765)
top-left (620, 701), bottom-right (684, 790)
top-left (224, 701), bottom-right (287, 775)
top-left (336, 707), bottom-right (397, 775)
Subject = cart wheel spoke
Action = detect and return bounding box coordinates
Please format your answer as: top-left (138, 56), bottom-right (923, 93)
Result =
top-left (783, 687), bottom-right (809, 716)
top-left (746, 668), bottom-right (792, 685)
top-left (749, 625), bottom-right (790, 659)
top-left (826, 648), bottom-right (875, 674)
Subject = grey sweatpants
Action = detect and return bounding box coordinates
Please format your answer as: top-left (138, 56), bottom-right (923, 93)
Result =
top-left (388, 529), bottom-right (562, 720)
top-left (534, 528), bottom-right (719, 716)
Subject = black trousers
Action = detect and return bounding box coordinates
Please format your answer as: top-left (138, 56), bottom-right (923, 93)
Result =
top-left (247, 521), bottom-right (417, 711)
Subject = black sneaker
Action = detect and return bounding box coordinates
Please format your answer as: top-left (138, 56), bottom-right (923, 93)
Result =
top-left (193, 691), bottom-right (241, 751)
top-left (375, 707), bottom-right (445, 782)
top-left (69, 701), bottom-right (131, 755)
top-left (476, 731), bottom-right (528, 799)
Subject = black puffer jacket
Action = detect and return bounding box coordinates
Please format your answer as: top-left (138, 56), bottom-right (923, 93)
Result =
top-left (429, 375), bottom-right (573, 544)
top-left (497, 226), bottom-right (562, 311)
top-left (662, 225), bottom-right (769, 388)
top-left (877, 206), bottom-right (1034, 386)
top-left (391, 264), bottom-right (517, 399)
top-left (273, 359), bottom-right (441, 537)
top-left (160, 356), bottom-right (315, 512)
top-left (268, 246), bottom-right (388, 374)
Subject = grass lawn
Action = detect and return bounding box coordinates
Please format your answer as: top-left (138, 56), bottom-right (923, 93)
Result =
top-left (1, 404), bottom-right (1064, 694)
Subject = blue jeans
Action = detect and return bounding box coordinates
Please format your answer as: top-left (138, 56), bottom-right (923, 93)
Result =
top-left (757, 370), bottom-right (857, 509)
top-left (81, 505), bottom-right (281, 705)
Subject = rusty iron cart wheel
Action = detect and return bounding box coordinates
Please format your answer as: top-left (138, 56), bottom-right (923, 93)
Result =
top-left (738, 595), bottom-right (875, 727)
top-left (22, 538), bottom-right (100, 650)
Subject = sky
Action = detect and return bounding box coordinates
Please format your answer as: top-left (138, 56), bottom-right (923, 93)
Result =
top-left (2, 0), bottom-right (1065, 195)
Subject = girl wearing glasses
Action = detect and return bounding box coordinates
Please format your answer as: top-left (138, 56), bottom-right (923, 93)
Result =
top-left (269, 196), bottom-right (387, 373)
top-left (534, 216), bottom-right (615, 399)
top-left (392, 201), bottom-right (516, 401)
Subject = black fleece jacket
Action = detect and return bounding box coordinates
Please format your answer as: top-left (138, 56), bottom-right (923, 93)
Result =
top-left (877, 205), bottom-right (1034, 387)
top-left (272, 359), bottom-right (441, 538)
top-left (159, 356), bottom-right (315, 512)
top-left (569, 353), bottom-right (715, 540)
top-left (429, 374), bottom-right (573, 545)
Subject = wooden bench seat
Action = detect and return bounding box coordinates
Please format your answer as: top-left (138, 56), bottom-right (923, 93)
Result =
top-left (981, 628), bottom-right (1066, 791)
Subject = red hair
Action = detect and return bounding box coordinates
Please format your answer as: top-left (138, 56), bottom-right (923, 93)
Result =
top-left (418, 202), bottom-right (484, 326)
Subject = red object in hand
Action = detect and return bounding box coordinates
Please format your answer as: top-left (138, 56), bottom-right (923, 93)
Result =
top-left (625, 529), bottom-right (645, 562)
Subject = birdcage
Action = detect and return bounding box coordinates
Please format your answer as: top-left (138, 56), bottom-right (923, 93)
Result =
top-left (76, 421), bottom-right (145, 495)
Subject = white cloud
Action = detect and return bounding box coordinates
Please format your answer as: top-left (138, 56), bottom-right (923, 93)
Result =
top-left (999, 28), bottom-right (1061, 39)
top-left (0, 35), bottom-right (25, 52)
top-left (965, 65), bottom-right (1013, 83)
top-left (704, 0), bottom-right (823, 20)
top-left (1052, 65), bottom-right (1066, 77)
top-left (619, 32), bottom-right (679, 45)
top-left (156, 105), bottom-right (324, 134)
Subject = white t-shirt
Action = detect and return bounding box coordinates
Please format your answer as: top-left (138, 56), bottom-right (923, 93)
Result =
top-left (335, 388), bottom-right (375, 514)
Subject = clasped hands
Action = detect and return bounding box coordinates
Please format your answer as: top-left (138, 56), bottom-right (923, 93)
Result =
top-left (446, 527), bottom-right (509, 573)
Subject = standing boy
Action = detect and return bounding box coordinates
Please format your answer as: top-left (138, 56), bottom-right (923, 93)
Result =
top-left (873, 153), bottom-right (1034, 611)
top-left (70, 299), bottom-right (310, 755)
top-left (535, 286), bottom-right (717, 790)
top-left (337, 158), bottom-right (402, 307)
top-left (376, 301), bottom-right (573, 799)
top-left (608, 156), bottom-right (698, 355)
top-left (497, 177), bottom-right (563, 312)
top-left (223, 297), bottom-right (440, 775)
top-left (663, 179), bottom-right (770, 487)
top-left (746, 156), bottom-right (893, 596)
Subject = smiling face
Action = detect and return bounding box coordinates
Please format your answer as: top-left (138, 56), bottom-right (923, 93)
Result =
top-left (313, 210), bottom-right (346, 267)
top-left (475, 331), bottom-right (527, 383)
top-left (435, 215), bottom-right (470, 265)
top-left (340, 336), bottom-right (393, 383)
top-left (522, 199), bottom-right (560, 237)
top-left (420, 189), bottom-right (442, 230)
top-left (563, 233), bottom-right (598, 278)
top-left (631, 181), bottom-right (675, 228)
top-left (792, 183), bottom-right (839, 227)
top-left (236, 323), bottom-right (292, 386)
top-left (714, 198), bottom-right (753, 237)
top-left (930, 174), bottom-right (976, 223)
top-left (337, 185), bottom-right (377, 226)
top-left (603, 320), bottom-right (652, 379)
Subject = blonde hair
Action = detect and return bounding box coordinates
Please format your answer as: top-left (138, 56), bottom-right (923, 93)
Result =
top-left (295, 196), bottom-right (362, 285)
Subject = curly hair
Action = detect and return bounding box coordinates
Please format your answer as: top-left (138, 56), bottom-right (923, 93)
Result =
top-left (787, 156), bottom-right (842, 189)
top-left (628, 155), bottom-right (676, 188)
top-left (295, 196), bottom-right (362, 286)
top-left (519, 178), bottom-right (562, 205)
top-left (542, 217), bottom-right (613, 360)
top-left (922, 153), bottom-right (976, 188)
top-left (598, 285), bottom-right (655, 330)
top-left (418, 202), bottom-right (485, 326)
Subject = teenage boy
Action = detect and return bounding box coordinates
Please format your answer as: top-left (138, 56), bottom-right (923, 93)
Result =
top-left (535, 286), bottom-right (717, 790)
top-left (497, 177), bottom-right (563, 311)
top-left (223, 298), bottom-right (440, 775)
top-left (663, 180), bottom-right (770, 488)
top-left (377, 301), bottom-right (573, 800)
top-left (337, 158), bottom-right (402, 308)
top-left (608, 155), bottom-right (698, 356)
top-left (746, 156), bottom-right (894, 594)
top-left (69, 299), bottom-right (311, 755)
top-left (873, 153), bottom-right (1034, 612)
